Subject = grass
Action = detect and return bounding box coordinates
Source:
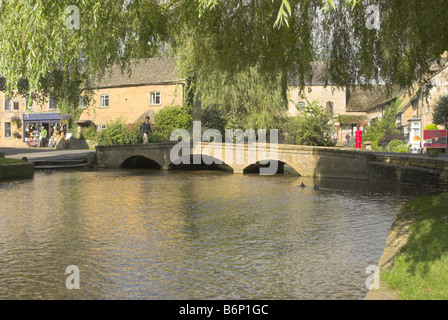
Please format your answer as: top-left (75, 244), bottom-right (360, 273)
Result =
top-left (382, 193), bottom-right (448, 300)
top-left (0, 158), bottom-right (24, 165)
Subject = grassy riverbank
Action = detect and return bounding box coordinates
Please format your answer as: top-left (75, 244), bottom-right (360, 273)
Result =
top-left (0, 158), bottom-right (24, 165)
top-left (382, 193), bottom-right (448, 300)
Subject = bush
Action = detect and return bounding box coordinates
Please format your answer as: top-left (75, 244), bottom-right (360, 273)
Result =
top-left (148, 132), bottom-right (168, 143)
top-left (154, 105), bottom-right (193, 139)
top-left (388, 139), bottom-right (406, 153)
top-left (97, 119), bottom-right (142, 146)
top-left (378, 128), bottom-right (405, 148)
top-left (283, 100), bottom-right (334, 147)
top-left (424, 124), bottom-right (439, 130)
top-left (80, 126), bottom-right (97, 141)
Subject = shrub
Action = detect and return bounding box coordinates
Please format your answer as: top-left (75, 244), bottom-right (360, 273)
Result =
top-left (424, 124), bottom-right (439, 130)
top-left (148, 132), bottom-right (168, 143)
top-left (97, 119), bottom-right (142, 146)
top-left (154, 105), bottom-right (193, 139)
top-left (378, 128), bottom-right (405, 148)
top-left (283, 100), bottom-right (334, 147)
top-left (388, 139), bottom-right (406, 153)
top-left (80, 126), bottom-right (97, 141)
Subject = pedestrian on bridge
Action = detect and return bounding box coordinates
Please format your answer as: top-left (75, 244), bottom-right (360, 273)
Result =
top-left (141, 116), bottom-right (153, 144)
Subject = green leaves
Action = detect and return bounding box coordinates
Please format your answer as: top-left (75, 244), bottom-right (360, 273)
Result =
top-left (274, 0), bottom-right (292, 28)
top-left (433, 96), bottom-right (448, 129)
top-left (284, 100), bottom-right (334, 146)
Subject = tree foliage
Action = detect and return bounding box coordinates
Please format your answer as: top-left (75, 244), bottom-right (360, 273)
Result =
top-left (199, 66), bottom-right (287, 132)
top-left (154, 105), bottom-right (193, 138)
top-left (0, 0), bottom-right (447, 118)
top-left (284, 100), bottom-right (334, 146)
top-left (433, 96), bottom-right (448, 129)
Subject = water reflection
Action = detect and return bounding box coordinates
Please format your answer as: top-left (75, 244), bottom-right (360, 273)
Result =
top-left (0, 170), bottom-right (425, 299)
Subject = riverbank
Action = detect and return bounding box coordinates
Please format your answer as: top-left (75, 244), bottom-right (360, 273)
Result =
top-left (366, 193), bottom-right (448, 300)
top-left (0, 159), bottom-right (34, 182)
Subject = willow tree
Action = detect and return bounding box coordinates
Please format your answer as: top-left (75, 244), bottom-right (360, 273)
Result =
top-left (200, 66), bottom-right (287, 131)
top-left (0, 0), bottom-right (447, 118)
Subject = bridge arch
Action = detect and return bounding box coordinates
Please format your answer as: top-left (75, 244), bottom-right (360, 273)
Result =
top-left (243, 159), bottom-right (301, 176)
top-left (121, 155), bottom-right (162, 170)
top-left (168, 154), bottom-right (234, 173)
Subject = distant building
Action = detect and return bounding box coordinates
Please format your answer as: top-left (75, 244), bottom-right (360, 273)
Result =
top-left (78, 57), bottom-right (185, 132)
top-left (0, 57), bottom-right (185, 148)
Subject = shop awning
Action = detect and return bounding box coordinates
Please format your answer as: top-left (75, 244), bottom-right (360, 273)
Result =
top-left (23, 113), bottom-right (62, 121)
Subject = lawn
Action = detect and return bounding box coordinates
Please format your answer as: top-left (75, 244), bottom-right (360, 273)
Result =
top-left (0, 158), bottom-right (24, 165)
top-left (382, 193), bottom-right (448, 300)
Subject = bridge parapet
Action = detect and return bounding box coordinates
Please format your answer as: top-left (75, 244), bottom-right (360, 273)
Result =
top-left (95, 143), bottom-right (448, 188)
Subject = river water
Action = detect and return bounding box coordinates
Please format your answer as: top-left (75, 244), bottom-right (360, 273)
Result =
top-left (0, 170), bottom-right (421, 300)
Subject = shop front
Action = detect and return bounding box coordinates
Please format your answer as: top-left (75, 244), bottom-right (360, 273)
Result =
top-left (22, 113), bottom-right (65, 147)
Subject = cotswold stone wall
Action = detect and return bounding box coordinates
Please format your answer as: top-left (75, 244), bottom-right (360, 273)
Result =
top-left (0, 163), bottom-right (35, 182)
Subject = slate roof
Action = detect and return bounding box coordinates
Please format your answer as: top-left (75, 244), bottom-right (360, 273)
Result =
top-left (91, 57), bottom-right (182, 89)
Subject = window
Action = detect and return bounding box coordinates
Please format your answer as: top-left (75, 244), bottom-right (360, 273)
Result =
top-left (13, 102), bottom-right (19, 111)
top-left (297, 101), bottom-right (306, 109)
top-left (97, 124), bottom-right (108, 132)
top-left (326, 101), bottom-right (334, 114)
top-left (100, 95), bottom-right (109, 108)
top-left (79, 96), bottom-right (88, 109)
top-left (4, 97), bottom-right (11, 111)
top-left (150, 92), bottom-right (161, 105)
top-left (49, 96), bottom-right (57, 110)
top-left (4, 122), bottom-right (11, 138)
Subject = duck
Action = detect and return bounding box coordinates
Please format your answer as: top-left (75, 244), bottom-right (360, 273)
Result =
top-left (299, 183), bottom-right (306, 188)
top-left (313, 185), bottom-right (320, 191)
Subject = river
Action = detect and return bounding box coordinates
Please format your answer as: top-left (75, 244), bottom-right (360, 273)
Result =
top-left (0, 169), bottom-right (420, 299)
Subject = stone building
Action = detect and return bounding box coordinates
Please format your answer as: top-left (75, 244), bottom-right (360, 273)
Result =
top-left (0, 57), bottom-right (185, 148)
top-left (78, 57), bottom-right (185, 131)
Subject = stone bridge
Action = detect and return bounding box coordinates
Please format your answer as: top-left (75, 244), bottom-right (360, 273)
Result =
top-left (96, 142), bottom-right (448, 187)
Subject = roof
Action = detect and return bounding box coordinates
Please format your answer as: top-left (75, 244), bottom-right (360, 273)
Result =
top-left (346, 85), bottom-right (404, 112)
top-left (288, 62), bottom-right (329, 86)
top-left (91, 57), bottom-right (182, 89)
top-left (289, 63), bottom-right (405, 112)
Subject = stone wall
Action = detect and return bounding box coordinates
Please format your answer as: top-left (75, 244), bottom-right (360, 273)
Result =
top-left (0, 162), bottom-right (34, 182)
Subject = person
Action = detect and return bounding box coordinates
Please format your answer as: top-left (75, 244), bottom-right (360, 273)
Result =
top-left (345, 133), bottom-right (351, 147)
top-left (333, 132), bottom-right (338, 145)
top-left (40, 126), bottom-right (48, 148)
top-left (140, 116), bottom-right (153, 144)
